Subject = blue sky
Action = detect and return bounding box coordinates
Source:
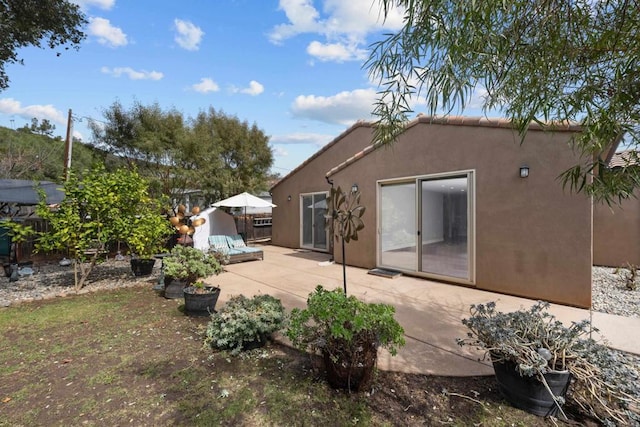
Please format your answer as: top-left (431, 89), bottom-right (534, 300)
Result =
top-left (0, 0), bottom-right (484, 176)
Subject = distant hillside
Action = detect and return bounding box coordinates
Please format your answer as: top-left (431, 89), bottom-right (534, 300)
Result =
top-left (0, 126), bottom-right (104, 183)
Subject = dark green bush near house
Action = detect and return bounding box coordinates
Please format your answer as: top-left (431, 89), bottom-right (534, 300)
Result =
top-left (205, 294), bottom-right (286, 355)
top-left (287, 286), bottom-right (405, 358)
top-left (287, 286), bottom-right (405, 391)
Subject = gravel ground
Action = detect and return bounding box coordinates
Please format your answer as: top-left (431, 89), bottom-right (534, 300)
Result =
top-left (0, 257), bottom-right (159, 307)
top-left (592, 266), bottom-right (640, 318)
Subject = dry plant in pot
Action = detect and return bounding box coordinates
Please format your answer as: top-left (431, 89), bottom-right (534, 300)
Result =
top-left (457, 301), bottom-right (640, 424)
top-left (287, 286), bottom-right (405, 392)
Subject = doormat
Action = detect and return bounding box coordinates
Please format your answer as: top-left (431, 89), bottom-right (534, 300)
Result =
top-left (367, 268), bottom-right (402, 279)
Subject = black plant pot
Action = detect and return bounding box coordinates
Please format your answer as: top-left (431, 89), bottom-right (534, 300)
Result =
top-left (183, 286), bottom-right (221, 317)
top-left (164, 276), bottom-right (189, 299)
top-left (130, 258), bottom-right (156, 277)
top-left (492, 360), bottom-right (571, 417)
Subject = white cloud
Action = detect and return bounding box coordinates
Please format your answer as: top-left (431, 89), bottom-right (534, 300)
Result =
top-left (174, 19), bottom-right (204, 51)
top-left (467, 87), bottom-right (490, 110)
top-left (101, 67), bottom-right (163, 80)
top-left (322, 0), bottom-right (405, 37)
top-left (230, 80), bottom-right (265, 96)
top-left (271, 132), bottom-right (334, 147)
top-left (306, 41), bottom-right (366, 62)
top-left (269, 0), bottom-right (405, 62)
top-left (88, 17), bottom-right (128, 47)
top-left (291, 88), bottom-right (377, 125)
top-left (192, 78), bottom-right (220, 93)
top-left (269, 0), bottom-right (322, 44)
top-left (73, 130), bottom-right (85, 141)
top-left (0, 98), bottom-right (66, 125)
top-left (272, 146), bottom-right (289, 157)
top-left (73, 0), bottom-right (115, 10)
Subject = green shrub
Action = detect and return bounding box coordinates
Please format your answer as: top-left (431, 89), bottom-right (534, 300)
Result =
top-left (205, 294), bottom-right (286, 355)
top-left (286, 286), bottom-right (405, 360)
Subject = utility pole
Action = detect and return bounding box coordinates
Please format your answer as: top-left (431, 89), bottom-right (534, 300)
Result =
top-left (63, 109), bottom-right (73, 181)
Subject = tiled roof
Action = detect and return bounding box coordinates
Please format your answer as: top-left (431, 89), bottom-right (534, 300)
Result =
top-left (608, 150), bottom-right (640, 168)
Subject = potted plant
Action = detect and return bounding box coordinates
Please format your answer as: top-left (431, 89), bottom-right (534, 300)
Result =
top-left (205, 294), bottom-right (286, 355)
top-left (183, 281), bottom-right (221, 317)
top-left (126, 211), bottom-right (173, 276)
top-left (458, 301), bottom-right (640, 424)
top-left (162, 245), bottom-right (223, 309)
top-left (287, 285), bottom-right (405, 392)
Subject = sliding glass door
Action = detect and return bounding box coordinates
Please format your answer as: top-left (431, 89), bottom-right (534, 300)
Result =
top-left (301, 192), bottom-right (328, 251)
top-left (379, 182), bottom-right (417, 271)
top-left (420, 176), bottom-right (469, 279)
top-left (378, 172), bottom-right (474, 283)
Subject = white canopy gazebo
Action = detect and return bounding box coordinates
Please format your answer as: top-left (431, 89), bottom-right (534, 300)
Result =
top-left (212, 192), bottom-right (276, 241)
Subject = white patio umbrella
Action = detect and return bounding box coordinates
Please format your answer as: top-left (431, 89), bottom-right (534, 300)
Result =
top-left (212, 192), bottom-right (276, 241)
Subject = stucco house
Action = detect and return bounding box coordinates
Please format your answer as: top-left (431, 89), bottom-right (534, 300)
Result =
top-left (593, 150), bottom-right (640, 268)
top-left (271, 115), bottom-right (630, 309)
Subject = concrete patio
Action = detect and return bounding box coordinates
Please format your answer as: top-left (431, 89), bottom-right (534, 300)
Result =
top-left (208, 244), bottom-right (640, 377)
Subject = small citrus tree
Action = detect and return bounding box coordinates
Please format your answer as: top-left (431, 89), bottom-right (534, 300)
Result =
top-left (36, 165), bottom-right (165, 290)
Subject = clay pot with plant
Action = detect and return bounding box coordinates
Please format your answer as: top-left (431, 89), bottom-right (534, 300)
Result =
top-left (287, 285), bottom-right (405, 392)
top-left (182, 280), bottom-right (221, 316)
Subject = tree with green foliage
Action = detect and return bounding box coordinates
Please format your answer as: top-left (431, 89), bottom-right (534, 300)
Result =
top-left (29, 118), bottom-right (56, 136)
top-left (90, 102), bottom-right (273, 204)
top-left (0, 0), bottom-right (87, 90)
top-left (367, 0), bottom-right (640, 205)
top-left (192, 107), bottom-right (273, 200)
top-left (89, 101), bottom-right (191, 198)
top-left (35, 165), bottom-right (163, 290)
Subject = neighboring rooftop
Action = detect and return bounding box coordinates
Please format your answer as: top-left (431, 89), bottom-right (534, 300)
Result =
top-left (609, 150), bottom-right (639, 168)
